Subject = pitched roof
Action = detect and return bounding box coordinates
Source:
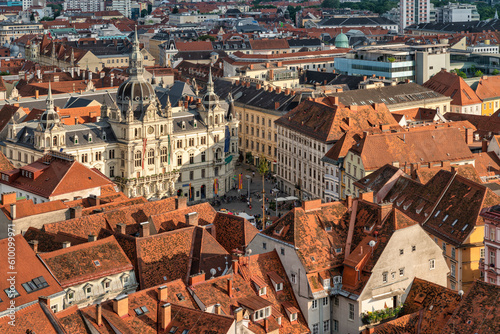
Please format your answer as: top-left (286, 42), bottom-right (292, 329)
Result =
top-left (423, 69), bottom-right (482, 106)
top-left (0, 153), bottom-right (113, 199)
top-left (188, 251), bottom-right (310, 334)
top-left (176, 40), bottom-right (214, 52)
top-left (212, 212), bottom-right (259, 253)
top-left (0, 303), bottom-right (59, 333)
top-left (136, 226), bottom-right (229, 289)
top-left (249, 38), bottom-right (289, 50)
top-left (42, 197), bottom-right (178, 238)
top-left (149, 202), bottom-right (217, 232)
top-left (443, 109), bottom-right (500, 137)
top-left (441, 280), bottom-right (500, 333)
top-left (0, 150), bottom-right (13, 171)
top-left (39, 235), bottom-right (133, 288)
top-left (0, 198), bottom-right (67, 220)
top-left (275, 99), bottom-right (399, 143)
top-left (0, 235), bottom-right (62, 313)
top-left (474, 74), bottom-right (500, 100)
top-left (262, 200), bottom-right (349, 272)
top-left (23, 227), bottom-right (88, 252)
top-left (351, 127), bottom-right (474, 171)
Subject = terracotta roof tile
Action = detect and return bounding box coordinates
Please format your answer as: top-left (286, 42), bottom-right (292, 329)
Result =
top-left (23, 227), bottom-right (88, 252)
top-left (0, 236), bottom-right (63, 312)
top-left (423, 69), bottom-right (482, 106)
top-left (212, 212), bottom-right (259, 253)
top-left (39, 235), bottom-right (133, 288)
top-left (0, 303), bottom-right (58, 333)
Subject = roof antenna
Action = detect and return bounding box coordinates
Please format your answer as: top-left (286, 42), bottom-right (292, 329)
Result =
top-left (210, 268), bottom-right (217, 279)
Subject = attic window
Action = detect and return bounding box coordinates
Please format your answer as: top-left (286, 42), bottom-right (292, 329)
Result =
top-left (461, 224), bottom-right (469, 232)
top-left (193, 120), bottom-right (197, 128)
top-left (325, 226), bottom-right (332, 232)
top-left (335, 248), bottom-right (342, 253)
top-left (88, 134), bottom-right (92, 142)
top-left (4, 288), bottom-right (20, 299)
top-left (22, 276), bottom-right (49, 293)
top-left (176, 293), bottom-right (185, 301)
top-left (74, 135), bottom-right (79, 144)
top-left (134, 306), bottom-right (149, 315)
top-left (182, 121), bottom-right (186, 130)
top-left (311, 256), bottom-right (316, 261)
top-left (94, 260), bottom-right (101, 266)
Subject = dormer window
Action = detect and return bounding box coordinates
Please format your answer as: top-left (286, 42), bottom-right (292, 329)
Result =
top-left (88, 134), bottom-right (92, 142)
top-left (66, 290), bottom-right (75, 302)
top-left (258, 287), bottom-right (267, 296)
top-left (193, 120), bottom-right (197, 128)
top-left (182, 121), bottom-right (186, 130)
top-left (253, 306), bottom-right (271, 321)
top-left (323, 278), bottom-right (330, 288)
top-left (74, 135), bottom-right (79, 144)
top-left (102, 132), bottom-right (106, 140)
top-left (290, 312), bottom-right (297, 322)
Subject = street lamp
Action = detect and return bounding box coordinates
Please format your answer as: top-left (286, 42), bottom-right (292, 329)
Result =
top-left (272, 188), bottom-right (279, 217)
top-left (246, 175), bottom-right (251, 201)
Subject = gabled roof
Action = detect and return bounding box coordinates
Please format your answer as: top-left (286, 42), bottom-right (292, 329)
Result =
top-left (275, 99), bottom-right (399, 143)
top-left (0, 153), bottom-right (113, 199)
top-left (188, 251), bottom-right (310, 334)
top-left (0, 150), bottom-right (13, 172)
top-left (262, 200), bottom-right (349, 272)
top-left (0, 235), bottom-right (62, 312)
top-left (149, 202), bottom-right (217, 232)
top-left (42, 197), bottom-right (178, 238)
top-left (0, 303), bottom-right (59, 333)
top-left (212, 212), bottom-right (259, 253)
top-left (249, 38), bottom-right (289, 50)
top-left (23, 227), bottom-right (88, 253)
top-left (423, 69), bottom-right (482, 106)
top-left (136, 226), bottom-right (229, 289)
top-left (39, 235), bottom-right (133, 288)
top-left (351, 127), bottom-right (474, 171)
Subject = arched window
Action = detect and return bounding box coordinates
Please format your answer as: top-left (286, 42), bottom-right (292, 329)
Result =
top-left (215, 115), bottom-right (219, 124)
top-left (160, 147), bottom-right (168, 163)
top-left (215, 148), bottom-right (222, 161)
top-left (148, 149), bottom-right (155, 165)
top-left (134, 151), bottom-right (142, 167)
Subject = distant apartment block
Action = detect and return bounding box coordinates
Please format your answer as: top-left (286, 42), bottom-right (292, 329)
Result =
top-left (400, 0), bottom-right (430, 31)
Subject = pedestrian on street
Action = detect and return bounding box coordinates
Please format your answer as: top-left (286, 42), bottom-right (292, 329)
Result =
top-left (252, 172), bottom-right (255, 177)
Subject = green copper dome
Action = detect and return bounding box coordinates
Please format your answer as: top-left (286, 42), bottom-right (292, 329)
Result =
top-left (335, 32), bottom-right (349, 48)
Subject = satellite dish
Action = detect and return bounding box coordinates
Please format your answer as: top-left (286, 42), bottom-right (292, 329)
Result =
top-left (246, 248), bottom-right (252, 256)
top-left (458, 290), bottom-right (464, 297)
top-left (369, 240), bottom-right (376, 247)
top-left (210, 268), bottom-right (217, 278)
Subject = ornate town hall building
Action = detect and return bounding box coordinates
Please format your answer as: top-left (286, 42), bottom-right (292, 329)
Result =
top-left (3, 31), bottom-right (239, 201)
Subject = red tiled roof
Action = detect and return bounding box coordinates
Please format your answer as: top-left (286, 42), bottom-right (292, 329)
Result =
top-left (0, 155), bottom-right (113, 199)
top-left (350, 127), bottom-right (475, 171)
top-left (176, 40), bottom-right (214, 52)
top-left (249, 39), bottom-right (289, 50)
top-left (39, 235), bottom-right (133, 288)
top-left (212, 212), bottom-right (259, 253)
top-left (0, 303), bottom-right (59, 333)
top-left (0, 198), bottom-right (67, 220)
top-left (423, 69), bottom-right (482, 106)
top-left (0, 236), bottom-right (63, 312)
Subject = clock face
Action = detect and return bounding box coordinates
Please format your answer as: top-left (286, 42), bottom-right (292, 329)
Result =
top-left (148, 126), bottom-right (154, 134)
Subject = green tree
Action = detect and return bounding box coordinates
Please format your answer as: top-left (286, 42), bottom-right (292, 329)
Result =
top-left (457, 70), bottom-right (467, 79)
top-left (147, 4), bottom-right (152, 14)
top-left (322, 0), bottom-right (340, 8)
top-left (475, 70), bottom-right (483, 77)
top-left (198, 35), bottom-right (215, 41)
top-left (493, 69), bottom-right (499, 75)
top-left (141, 9), bottom-right (148, 17)
top-left (287, 5), bottom-right (302, 22)
top-left (172, 7), bottom-right (179, 14)
top-left (258, 155), bottom-right (269, 224)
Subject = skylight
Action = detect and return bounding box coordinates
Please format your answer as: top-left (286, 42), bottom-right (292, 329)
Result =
top-left (94, 260), bottom-right (101, 266)
top-left (451, 219), bottom-right (458, 226)
top-left (461, 224), bottom-right (469, 232)
top-left (22, 276), bottom-right (49, 293)
top-left (434, 210), bottom-right (440, 218)
top-left (442, 215), bottom-right (448, 222)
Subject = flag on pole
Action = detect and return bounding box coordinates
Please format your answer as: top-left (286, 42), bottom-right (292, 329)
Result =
top-left (141, 138), bottom-right (147, 170)
top-left (167, 135), bottom-right (171, 164)
top-left (214, 179), bottom-right (218, 195)
top-left (238, 174), bottom-right (243, 190)
top-left (189, 183), bottom-right (192, 199)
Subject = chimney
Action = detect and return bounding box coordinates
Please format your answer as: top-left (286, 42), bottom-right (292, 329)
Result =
top-left (189, 272), bottom-right (206, 285)
top-left (176, 197), bottom-right (187, 209)
top-left (232, 259), bottom-right (239, 274)
top-left (378, 202), bottom-right (393, 224)
top-left (214, 303), bottom-right (221, 314)
top-left (363, 76), bottom-right (367, 80)
top-left (336, 88), bottom-right (343, 93)
top-left (277, 316), bottom-right (282, 326)
top-left (35, 90), bottom-right (39, 99)
top-left (269, 70), bottom-right (274, 80)
top-left (482, 139), bottom-right (488, 152)
top-left (333, 96), bottom-right (339, 105)
top-left (10, 204), bottom-right (16, 220)
top-left (69, 206), bottom-right (82, 219)
top-left (178, 101), bottom-right (183, 107)
top-left (88, 235), bottom-right (97, 242)
top-left (29, 240), bottom-right (38, 253)
top-left (276, 86), bottom-right (281, 94)
top-left (113, 295), bottom-right (128, 317)
top-left (264, 318), bottom-right (269, 332)
top-left (265, 63), bottom-right (269, 68)
top-left (346, 195), bottom-right (353, 209)
top-left (301, 199), bottom-right (322, 212)
top-left (234, 307), bottom-right (243, 322)
top-left (116, 223), bottom-right (127, 234)
top-left (184, 100), bottom-right (188, 109)
top-left (256, 83), bottom-right (261, 90)
top-left (277, 61), bottom-right (282, 67)
top-left (2, 192), bottom-right (16, 205)
top-left (62, 241), bottom-right (71, 248)
top-left (359, 246), bottom-right (363, 255)
top-left (53, 75), bottom-right (59, 82)
top-left (160, 303), bottom-right (171, 330)
top-left (227, 278), bottom-right (233, 297)
top-left (140, 222), bottom-right (150, 238)
top-left (96, 303), bottom-right (102, 326)
top-left (158, 285), bottom-right (168, 301)
top-left (360, 192), bottom-right (373, 203)
top-left (250, 64), bottom-right (254, 69)
top-left (38, 296), bottom-right (50, 308)
top-left (185, 212), bottom-right (199, 226)
top-left (465, 128), bottom-right (473, 144)
top-left (350, 105), bottom-right (358, 111)
top-left (275, 102), bottom-right (280, 110)
top-left (285, 88), bottom-right (290, 95)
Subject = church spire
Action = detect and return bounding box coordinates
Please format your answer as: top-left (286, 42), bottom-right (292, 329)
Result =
top-left (207, 66), bottom-right (214, 93)
top-left (46, 81), bottom-right (54, 111)
top-left (128, 25), bottom-right (144, 78)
